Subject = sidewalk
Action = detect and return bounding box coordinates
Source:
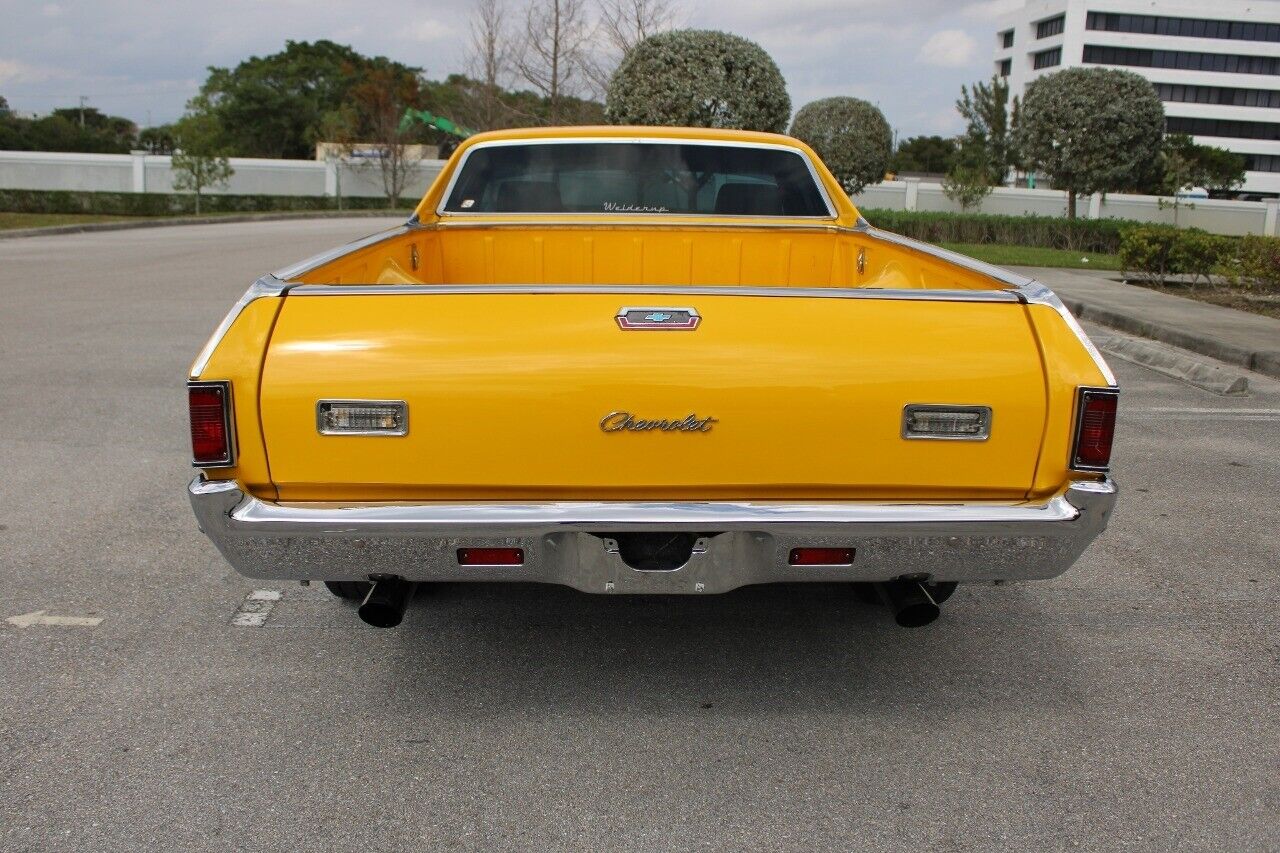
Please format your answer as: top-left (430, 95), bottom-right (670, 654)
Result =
top-left (1016, 266), bottom-right (1280, 380)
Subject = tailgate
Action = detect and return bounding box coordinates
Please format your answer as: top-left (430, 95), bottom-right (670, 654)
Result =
top-left (259, 292), bottom-right (1047, 500)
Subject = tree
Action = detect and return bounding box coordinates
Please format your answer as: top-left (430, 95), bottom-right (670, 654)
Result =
top-left (1016, 67), bottom-right (1165, 218)
top-left (605, 30), bottom-right (790, 132)
top-left (514, 0), bottom-right (593, 125)
top-left (955, 75), bottom-right (1016, 185)
top-left (890, 135), bottom-right (957, 174)
top-left (0, 105), bottom-right (138, 154)
top-left (942, 164), bottom-right (994, 210)
top-left (585, 0), bottom-right (679, 95)
top-left (341, 66), bottom-right (426, 207)
top-left (0, 94), bottom-right (9, 114)
top-left (598, 0), bottom-right (678, 52)
top-left (1161, 134), bottom-right (1246, 195)
top-left (198, 40), bottom-right (423, 158)
top-left (463, 0), bottom-right (515, 130)
top-left (138, 124), bottom-right (177, 154)
top-left (49, 107), bottom-right (137, 150)
top-left (171, 102), bottom-right (233, 214)
top-left (789, 97), bottom-right (891, 195)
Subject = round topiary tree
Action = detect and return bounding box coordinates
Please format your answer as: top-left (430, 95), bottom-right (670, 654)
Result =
top-left (605, 30), bottom-right (791, 132)
top-left (788, 97), bottom-right (893, 195)
top-left (1016, 67), bottom-right (1166, 218)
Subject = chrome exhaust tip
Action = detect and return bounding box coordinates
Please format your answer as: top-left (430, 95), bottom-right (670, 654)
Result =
top-left (874, 579), bottom-right (941, 628)
top-left (358, 577), bottom-right (416, 628)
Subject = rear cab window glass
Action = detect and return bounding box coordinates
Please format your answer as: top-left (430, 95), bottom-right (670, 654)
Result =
top-left (442, 141), bottom-right (833, 217)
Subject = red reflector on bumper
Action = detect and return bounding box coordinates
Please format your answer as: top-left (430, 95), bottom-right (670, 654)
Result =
top-left (789, 547), bottom-right (855, 566)
top-left (457, 547), bottom-right (524, 566)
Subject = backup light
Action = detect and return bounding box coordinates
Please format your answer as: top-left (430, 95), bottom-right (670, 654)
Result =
top-left (189, 381), bottom-right (234, 467)
top-left (902, 405), bottom-right (992, 440)
top-left (789, 547), bottom-right (855, 566)
top-left (1071, 388), bottom-right (1118, 471)
top-left (317, 400), bottom-right (407, 435)
top-left (457, 548), bottom-right (525, 566)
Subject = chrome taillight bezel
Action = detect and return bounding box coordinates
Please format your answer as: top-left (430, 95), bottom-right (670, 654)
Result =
top-left (188, 380), bottom-right (236, 468)
top-left (1069, 386), bottom-right (1119, 473)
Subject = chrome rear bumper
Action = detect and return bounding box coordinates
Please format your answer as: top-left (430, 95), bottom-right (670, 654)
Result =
top-left (189, 477), bottom-right (1116, 593)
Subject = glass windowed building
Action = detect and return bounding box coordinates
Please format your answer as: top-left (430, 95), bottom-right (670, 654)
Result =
top-left (994, 0), bottom-right (1280, 195)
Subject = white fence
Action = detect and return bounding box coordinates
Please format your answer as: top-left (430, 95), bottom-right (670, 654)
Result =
top-left (1, 149), bottom-right (1278, 235)
top-left (0, 150), bottom-right (447, 200)
top-left (850, 178), bottom-right (1280, 237)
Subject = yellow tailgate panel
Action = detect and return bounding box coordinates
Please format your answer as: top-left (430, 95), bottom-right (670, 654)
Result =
top-left (260, 294), bottom-right (1047, 501)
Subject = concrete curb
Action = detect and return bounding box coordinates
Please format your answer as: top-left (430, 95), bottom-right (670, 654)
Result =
top-left (1060, 296), bottom-right (1280, 381)
top-left (0, 209), bottom-right (411, 240)
top-left (1099, 335), bottom-right (1250, 396)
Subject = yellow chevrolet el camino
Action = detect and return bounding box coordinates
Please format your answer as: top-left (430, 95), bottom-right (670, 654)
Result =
top-left (188, 126), bottom-right (1118, 629)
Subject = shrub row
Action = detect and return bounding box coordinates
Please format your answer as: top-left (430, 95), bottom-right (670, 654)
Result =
top-left (0, 189), bottom-right (399, 216)
top-left (862, 209), bottom-right (1135, 254)
top-left (1118, 226), bottom-right (1279, 292)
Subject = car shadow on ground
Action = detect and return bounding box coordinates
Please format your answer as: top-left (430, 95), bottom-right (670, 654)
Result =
top-left (354, 581), bottom-right (1083, 718)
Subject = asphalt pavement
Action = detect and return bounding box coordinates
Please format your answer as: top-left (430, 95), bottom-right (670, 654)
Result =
top-left (1, 219), bottom-right (1277, 852)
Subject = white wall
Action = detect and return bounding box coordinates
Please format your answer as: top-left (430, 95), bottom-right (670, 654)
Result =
top-left (0, 150), bottom-right (447, 200)
top-left (848, 178), bottom-right (1280, 236)
top-left (2, 150), bottom-right (1276, 235)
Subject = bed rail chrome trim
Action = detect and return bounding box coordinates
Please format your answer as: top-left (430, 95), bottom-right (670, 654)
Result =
top-left (284, 283), bottom-right (1024, 303)
top-left (272, 223), bottom-right (416, 281)
top-left (1021, 282), bottom-right (1118, 386)
top-left (862, 227), bottom-right (1036, 288)
top-left (433, 218), bottom-right (846, 231)
top-left (189, 275), bottom-right (286, 379)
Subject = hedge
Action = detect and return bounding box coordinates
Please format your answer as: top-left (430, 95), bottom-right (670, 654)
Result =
top-left (0, 189), bottom-right (400, 216)
top-left (1119, 226), bottom-right (1280, 292)
top-left (862, 209), bottom-right (1135, 254)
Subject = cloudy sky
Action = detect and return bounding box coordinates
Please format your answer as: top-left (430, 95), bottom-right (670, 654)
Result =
top-left (0, 0), bottom-right (1022, 140)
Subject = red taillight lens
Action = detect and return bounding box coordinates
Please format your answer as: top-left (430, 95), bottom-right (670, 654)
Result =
top-left (189, 382), bottom-right (232, 466)
top-left (457, 547), bottom-right (524, 566)
top-left (789, 547), bottom-right (855, 566)
top-left (1072, 388), bottom-right (1118, 470)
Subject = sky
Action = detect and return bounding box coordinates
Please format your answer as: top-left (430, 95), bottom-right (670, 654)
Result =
top-left (0, 0), bottom-right (1023, 141)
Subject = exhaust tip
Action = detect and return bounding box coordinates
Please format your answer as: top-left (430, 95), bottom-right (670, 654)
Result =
top-left (893, 598), bottom-right (940, 628)
top-left (358, 578), bottom-right (415, 628)
top-left (875, 579), bottom-right (942, 628)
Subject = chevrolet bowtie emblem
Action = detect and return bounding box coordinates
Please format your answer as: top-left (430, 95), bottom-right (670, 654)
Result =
top-left (615, 307), bottom-right (701, 331)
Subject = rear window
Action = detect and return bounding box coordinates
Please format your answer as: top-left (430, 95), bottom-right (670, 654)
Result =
top-left (442, 141), bottom-right (832, 217)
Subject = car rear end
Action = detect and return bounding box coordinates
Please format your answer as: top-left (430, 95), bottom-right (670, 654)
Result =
top-left (186, 129), bottom-right (1118, 626)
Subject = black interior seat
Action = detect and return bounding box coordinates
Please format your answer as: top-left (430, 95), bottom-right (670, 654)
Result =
top-left (494, 180), bottom-right (564, 212)
top-left (714, 182), bottom-right (784, 215)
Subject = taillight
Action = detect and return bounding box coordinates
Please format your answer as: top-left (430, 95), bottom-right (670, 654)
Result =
top-left (189, 381), bottom-right (234, 467)
top-left (1071, 387), bottom-right (1118, 471)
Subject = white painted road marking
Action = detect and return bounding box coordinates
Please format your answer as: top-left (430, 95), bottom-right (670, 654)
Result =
top-left (1126, 407), bottom-right (1280, 422)
top-left (1136, 408), bottom-right (1280, 414)
top-left (231, 589), bottom-right (282, 627)
top-left (6, 610), bottom-right (103, 628)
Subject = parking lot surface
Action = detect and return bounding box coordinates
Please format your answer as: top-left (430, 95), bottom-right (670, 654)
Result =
top-left (1, 219), bottom-right (1276, 851)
